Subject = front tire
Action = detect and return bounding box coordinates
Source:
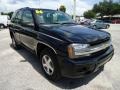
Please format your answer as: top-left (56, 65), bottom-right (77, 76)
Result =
top-left (40, 48), bottom-right (61, 81)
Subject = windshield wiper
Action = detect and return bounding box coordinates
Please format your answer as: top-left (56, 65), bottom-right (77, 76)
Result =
top-left (52, 22), bottom-right (76, 25)
top-left (52, 22), bottom-right (61, 24)
top-left (60, 22), bottom-right (76, 24)
top-left (39, 22), bottom-right (77, 25)
top-left (39, 23), bottom-right (46, 24)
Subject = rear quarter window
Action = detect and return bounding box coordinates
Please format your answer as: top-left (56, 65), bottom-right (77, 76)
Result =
top-left (11, 11), bottom-right (18, 23)
top-left (11, 10), bottom-right (23, 24)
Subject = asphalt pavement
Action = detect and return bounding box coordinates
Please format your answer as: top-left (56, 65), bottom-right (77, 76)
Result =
top-left (0, 27), bottom-right (120, 90)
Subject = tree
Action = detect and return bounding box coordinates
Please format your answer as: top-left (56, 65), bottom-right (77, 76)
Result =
top-left (111, 3), bottom-right (120, 15)
top-left (84, 10), bottom-right (96, 19)
top-left (59, 5), bottom-right (66, 12)
top-left (92, 0), bottom-right (120, 17)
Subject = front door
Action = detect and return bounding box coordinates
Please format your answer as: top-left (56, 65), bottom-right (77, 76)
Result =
top-left (20, 10), bottom-right (36, 50)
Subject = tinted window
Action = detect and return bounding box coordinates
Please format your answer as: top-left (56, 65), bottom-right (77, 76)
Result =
top-left (35, 10), bottom-right (74, 24)
top-left (11, 11), bottom-right (18, 23)
top-left (17, 11), bottom-right (22, 20)
top-left (16, 10), bottom-right (23, 24)
top-left (11, 10), bottom-right (23, 24)
top-left (22, 10), bottom-right (34, 26)
top-left (96, 20), bottom-right (103, 23)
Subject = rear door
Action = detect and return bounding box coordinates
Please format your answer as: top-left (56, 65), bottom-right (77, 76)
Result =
top-left (10, 10), bottom-right (23, 43)
top-left (20, 10), bottom-right (36, 50)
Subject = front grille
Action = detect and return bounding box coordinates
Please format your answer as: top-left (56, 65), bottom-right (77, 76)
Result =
top-left (91, 47), bottom-right (109, 57)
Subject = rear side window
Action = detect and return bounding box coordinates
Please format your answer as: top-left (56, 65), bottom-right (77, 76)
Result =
top-left (17, 11), bottom-right (22, 21)
top-left (11, 11), bottom-right (18, 23)
top-left (11, 10), bottom-right (23, 24)
top-left (22, 10), bottom-right (34, 26)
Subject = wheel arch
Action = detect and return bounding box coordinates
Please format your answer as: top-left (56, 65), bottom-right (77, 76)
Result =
top-left (36, 42), bottom-right (57, 58)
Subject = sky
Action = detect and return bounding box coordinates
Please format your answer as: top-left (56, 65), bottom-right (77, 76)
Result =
top-left (0, 0), bottom-right (119, 15)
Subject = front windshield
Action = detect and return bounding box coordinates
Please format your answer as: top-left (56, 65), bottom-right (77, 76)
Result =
top-left (34, 9), bottom-right (74, 24)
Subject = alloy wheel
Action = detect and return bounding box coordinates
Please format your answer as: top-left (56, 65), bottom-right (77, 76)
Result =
top-left (42, 55), bottom-right (54, 75)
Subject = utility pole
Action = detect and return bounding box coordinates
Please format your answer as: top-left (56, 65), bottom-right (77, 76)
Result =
top-left (73, 0), bottom-right (76, 20)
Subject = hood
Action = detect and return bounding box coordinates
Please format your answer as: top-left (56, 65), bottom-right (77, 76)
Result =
top-left (41, 24), bottom-right (111, 44)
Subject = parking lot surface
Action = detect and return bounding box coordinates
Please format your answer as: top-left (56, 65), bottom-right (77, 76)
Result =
top-left (0, 27), bottom-right (120, 90)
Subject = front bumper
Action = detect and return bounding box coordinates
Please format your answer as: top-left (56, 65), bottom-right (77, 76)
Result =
top-left (57, 45), bottom-right (114, 78)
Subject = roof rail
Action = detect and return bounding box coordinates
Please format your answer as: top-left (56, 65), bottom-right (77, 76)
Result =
top-left (24, 7), bottom-right (30, 9)
top-left (19, 7), bottom-right (30, 10)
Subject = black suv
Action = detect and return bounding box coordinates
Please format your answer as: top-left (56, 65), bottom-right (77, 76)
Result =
top-left (9, 7), bottom-right (114, 81)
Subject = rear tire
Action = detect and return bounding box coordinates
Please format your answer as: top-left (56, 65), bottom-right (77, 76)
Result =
top-left (106, 25), bottom-right (110, 29)
top-left (11, 37), bottom-right (21, 50)
top-left (93, 25), bottom-right (97, 29)
top-left (40, 48), bottom-right (61, 81)
top-left (101, 65), bottom-right (104, 71)
top-left (0, 24), bottom-right (5, 29)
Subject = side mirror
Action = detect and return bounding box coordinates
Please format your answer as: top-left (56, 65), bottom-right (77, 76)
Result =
top-left (7, 16), bottom-right (11, 20)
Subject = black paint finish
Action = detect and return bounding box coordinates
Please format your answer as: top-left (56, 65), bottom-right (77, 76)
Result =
top-left (9, 7), bottom-right (114, 78)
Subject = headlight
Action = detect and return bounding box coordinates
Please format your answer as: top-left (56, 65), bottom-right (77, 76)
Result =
top-left (68, 44), bottom-right (90, 59)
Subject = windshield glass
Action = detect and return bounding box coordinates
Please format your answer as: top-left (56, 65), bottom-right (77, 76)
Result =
top-left (34, 9), bottom-right (74, 24)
